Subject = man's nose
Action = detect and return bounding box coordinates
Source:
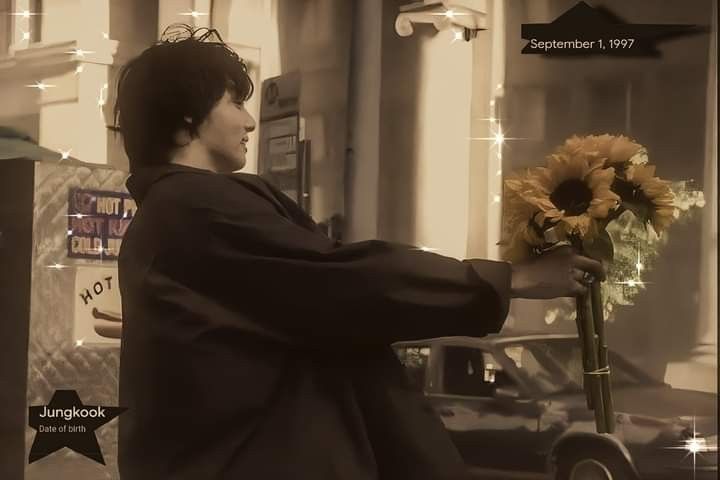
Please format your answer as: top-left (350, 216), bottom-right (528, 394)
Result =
top-left (245, 112), bottom-right (257, 133)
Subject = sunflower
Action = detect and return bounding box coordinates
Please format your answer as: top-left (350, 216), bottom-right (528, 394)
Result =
top-left (500, 176), bottom-right (545, 261)
top-left (509, 150), bottom-right (619, 238)
top-left (499, 221), bottom-right (544, 262)
top-left (620, 164), bottom-right (677, 233)
top-left (560, 134), bottom-right (644, 167)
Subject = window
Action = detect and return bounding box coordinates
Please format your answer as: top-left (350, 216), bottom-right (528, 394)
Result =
top-left (1, 0), bottom-right (10, 56)
top-left (503, 340), bottom-right (650, 395)
top-left (394, 345), bottom-right (430, 391)
top-left (30, 0), bottom-right (42, 43)
top-left (442, 346), bottom-right (514, 397)
top-left (5, 0), bottom-right (42, 49)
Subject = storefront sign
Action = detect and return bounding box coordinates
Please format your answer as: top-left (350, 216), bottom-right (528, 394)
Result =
top-left (67, 189), bottom-right (136, 260)
top-left (73, 266), bottom-right (122, 345)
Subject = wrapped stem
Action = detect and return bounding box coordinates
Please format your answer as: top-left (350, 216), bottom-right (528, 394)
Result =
top-left (591, 280), bottom-right (615, 434)
top-left (576, 290), bottom-right (607, 432)
top-left (574, 294), bottom-right (592, 410)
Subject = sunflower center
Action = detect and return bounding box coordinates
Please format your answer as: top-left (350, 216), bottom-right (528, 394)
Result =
top-left (613, 178), bottom-right (651, 205)
top-left (550, 179), bottom-right (593, 216)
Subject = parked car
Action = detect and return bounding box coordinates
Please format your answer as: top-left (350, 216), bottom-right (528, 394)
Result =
top-left (393, 334), bottom-right (718, 480)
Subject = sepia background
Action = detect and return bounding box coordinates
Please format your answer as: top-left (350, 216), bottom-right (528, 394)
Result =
top-left (0, 1), bottom-right (716, 479)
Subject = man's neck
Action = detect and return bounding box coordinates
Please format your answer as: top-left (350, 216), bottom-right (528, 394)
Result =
top-left (168, 141), bottom-right (217, 173)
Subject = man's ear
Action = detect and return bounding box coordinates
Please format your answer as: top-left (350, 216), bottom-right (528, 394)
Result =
top-left (173, 118), bottom-right (194, 145)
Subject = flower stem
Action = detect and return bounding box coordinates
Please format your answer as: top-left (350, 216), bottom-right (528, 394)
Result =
top-left (591, 280), bottom-right (616, 434)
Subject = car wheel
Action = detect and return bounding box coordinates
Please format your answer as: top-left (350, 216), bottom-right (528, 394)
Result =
top-left (556, 448), bottom-right (636, 480)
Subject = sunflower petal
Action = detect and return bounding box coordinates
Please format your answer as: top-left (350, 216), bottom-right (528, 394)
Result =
top-left (588, 166), bottom-right (616, 189)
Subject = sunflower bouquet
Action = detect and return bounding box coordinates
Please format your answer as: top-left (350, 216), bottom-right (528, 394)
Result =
top-left (500, 134), bottom-right (681, 434)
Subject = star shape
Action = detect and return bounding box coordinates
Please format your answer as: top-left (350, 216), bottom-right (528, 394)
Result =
top-left (28, 390), bottom-right (126, 464)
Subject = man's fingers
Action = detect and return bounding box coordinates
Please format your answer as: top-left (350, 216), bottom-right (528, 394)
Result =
top-left (571, 280), bottom-right (588, 297)
top-left (572, 255), bottom-right (606, 281)
top-left (570, 268), bottom-right (585, 282)
top-left (552, 245), bottom-right (574, 257)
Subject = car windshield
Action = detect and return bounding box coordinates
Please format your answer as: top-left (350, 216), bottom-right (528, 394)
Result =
top-left (501, 339), bottom-right (655, 395)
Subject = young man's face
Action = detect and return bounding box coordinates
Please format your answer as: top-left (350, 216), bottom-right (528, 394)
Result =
top-left (196, 89), bottom-right (256, 172)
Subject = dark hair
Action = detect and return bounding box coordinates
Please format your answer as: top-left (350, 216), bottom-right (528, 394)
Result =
top-left (109, 24), bottom-right (254, 172)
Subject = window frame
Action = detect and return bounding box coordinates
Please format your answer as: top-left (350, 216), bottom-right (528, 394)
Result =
top-left (393, 343), bottom-right (433, 392)
top-left (439, 344), bottom-right (519, 398)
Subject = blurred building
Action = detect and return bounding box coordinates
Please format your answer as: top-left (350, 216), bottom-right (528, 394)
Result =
top-left (0, 0), bottom-right (715, 393)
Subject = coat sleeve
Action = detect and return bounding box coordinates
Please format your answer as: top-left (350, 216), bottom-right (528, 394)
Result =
top-left (165, 174), bottom-right (512, 347)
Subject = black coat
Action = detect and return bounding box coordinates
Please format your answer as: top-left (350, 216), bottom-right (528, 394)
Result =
top-left (118, 164), bottom-right (511, 479)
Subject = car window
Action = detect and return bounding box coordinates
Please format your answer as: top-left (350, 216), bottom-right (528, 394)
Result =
top-left (503, 340), bottom-right (650, 395)
top-left (504, 344), bottom-right (570, 394)
top-left (394, 346), bottom-right (430, 391)
top-left (442, 346), bottom-right (515, 397)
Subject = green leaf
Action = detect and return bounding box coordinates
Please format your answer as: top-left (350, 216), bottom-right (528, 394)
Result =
top-left (583, 229), bottom-right (614, 262)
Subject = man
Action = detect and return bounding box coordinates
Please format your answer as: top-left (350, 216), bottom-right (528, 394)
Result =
top-left (113, 25), bottom-right (604, 479)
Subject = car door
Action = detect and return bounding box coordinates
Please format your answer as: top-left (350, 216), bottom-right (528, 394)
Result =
top-left (424, 344), bottom-right (544, 472)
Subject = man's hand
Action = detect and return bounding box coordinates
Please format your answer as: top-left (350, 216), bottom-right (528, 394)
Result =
top-left (510, 246), bottom-right (606, 299)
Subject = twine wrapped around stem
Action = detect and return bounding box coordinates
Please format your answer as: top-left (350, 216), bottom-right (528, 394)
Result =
top-left (591, 280), bottom-right (615, 433)
top-left (575, 274), bottom-right (615, 433)
top-left (543, 229), bottom-right (615, 434)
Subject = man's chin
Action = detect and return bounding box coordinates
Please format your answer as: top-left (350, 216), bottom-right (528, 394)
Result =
top-left (233, 156), bottom-right (247, 171)
top-left (215, 155), bottom-right (246, 173)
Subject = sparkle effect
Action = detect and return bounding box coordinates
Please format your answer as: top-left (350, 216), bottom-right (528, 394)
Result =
top-left (412, 246), bottom-right (439, 253)
top-left (470, 124), bottom-right (524, 146)
top-left (663, 417), bottom-right (718, 480)
top-left (450, 29), bottom-right (465, 44)
top-left (98, 83), bottom-right (109, 113)
top-left (46, 263), bottom-right (69, 270)
top-left (427, 9), bottom-right (473, 19)
top-left (10, 9), bottom-right (40, 19)
top-left (179, 10), bottom-right (209, 19)
top-left (59, 149), bottom-right (72, 161)
top-left (25, 81), bottom-right (56, 91)
top-left (634, 249), bottom-right (644, 277)
top-left (469, 113), bottom-right (515, 216)
top-left (613, 248), bottom-right (651, 287)
top-left (65, 48), bottom-right (95, 59)
top-left (493, 130), bottom-right (505, 147)
top-left (11, 9), bottom-right (40, 43)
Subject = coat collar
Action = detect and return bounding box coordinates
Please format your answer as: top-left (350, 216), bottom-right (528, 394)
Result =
top-left (126, 164), bottom-right (214, 206)
top-left (125, 164), bottom-right (288, 216)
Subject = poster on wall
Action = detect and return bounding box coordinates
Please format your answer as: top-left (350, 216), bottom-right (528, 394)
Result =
top-left (67, 189), bottom-right (136, 260)
top-left (73, 266), bottom-right (122, 345)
